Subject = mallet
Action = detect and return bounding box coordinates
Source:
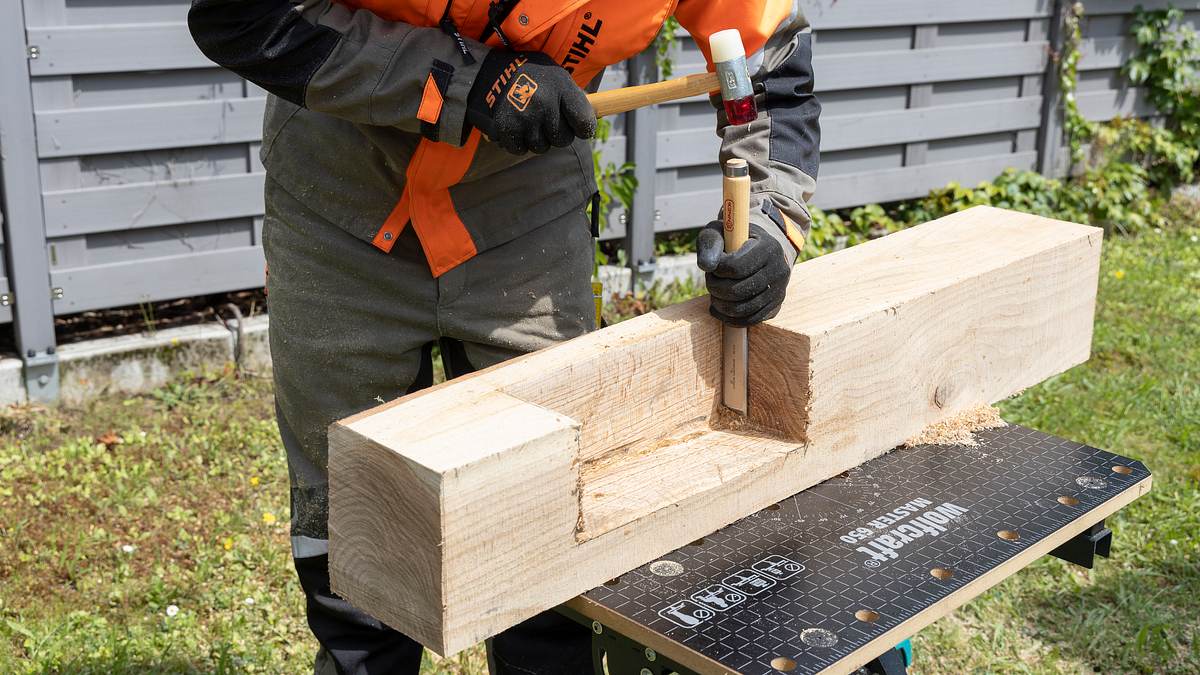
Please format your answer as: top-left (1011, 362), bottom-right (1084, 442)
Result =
top-left (586, 29), bottom-right (758, 124)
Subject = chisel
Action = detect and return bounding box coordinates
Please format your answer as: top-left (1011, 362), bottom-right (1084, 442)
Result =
top-left (721, 158), bottom-right (750, 414)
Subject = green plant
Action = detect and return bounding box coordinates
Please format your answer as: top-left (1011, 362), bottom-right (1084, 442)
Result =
top-left (590, 118), bottom-right (637, 234)
top-left (1120, 4), bottom-right (1200, 193)
top-left (589, 117), bottom-right (637, 270)
top-left (654, 16), bottom-right (682, 78)
top-left (137, 301), bottom-right (157, 337)
top-left (1091, 116), bottom-right (1198, 192)
top-left (1059, 2), bottom-right (1095, 165)
top-left (1065, 160), bottom-right (1166, 234)
top-left (601, 276), bottom-right (703, 324)
top-left (654, 229), bottom-right (698, 257)
top-left (1126, 6), bottom-right (1200, 140)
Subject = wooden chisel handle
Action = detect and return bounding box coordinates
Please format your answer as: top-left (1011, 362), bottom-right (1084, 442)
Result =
top-left (722, 159), bottom-right (750, 254)
top-left (586, 71), bottom-right (720, 118)
top-left (721, 158), bottom-right (751, 414)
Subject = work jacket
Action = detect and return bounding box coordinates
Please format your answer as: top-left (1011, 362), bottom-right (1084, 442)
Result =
top-left (189, 0), bottom-right (821, 277)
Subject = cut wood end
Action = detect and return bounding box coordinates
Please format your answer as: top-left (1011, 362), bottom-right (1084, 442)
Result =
top-left (903, 404), bottom-right (1008, 448)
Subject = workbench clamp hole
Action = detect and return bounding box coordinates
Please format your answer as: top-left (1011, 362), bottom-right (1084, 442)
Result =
top-left (997, 529), bottom-right (1021, 541)
top-left (1112, 465), bottom-right (1133, 475)
top-left (770, 655), bottom-right (797, 671)
top-left (854, 609), bottom-right (880, 623)
top-left (1057, 495), bottom-right (1080, 506)
top-left (930, 567), bottom-right (953, 581)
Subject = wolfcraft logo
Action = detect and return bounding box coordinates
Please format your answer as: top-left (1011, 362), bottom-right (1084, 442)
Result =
top-left (840, 499), bottom-right (971, 567)
top-left (486, 56), bottom-right (528, 108)
top-left (507, 74), bottom-right (538, 110)
top-left (561, 12), bottom-right (603, 73)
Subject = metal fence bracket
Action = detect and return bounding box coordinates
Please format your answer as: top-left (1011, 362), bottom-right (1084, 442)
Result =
top-left (23, 350), bottom-right (60, 403)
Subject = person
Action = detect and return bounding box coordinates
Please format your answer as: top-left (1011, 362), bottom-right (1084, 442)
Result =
top-left (187, 1), bottom-right (820, 672)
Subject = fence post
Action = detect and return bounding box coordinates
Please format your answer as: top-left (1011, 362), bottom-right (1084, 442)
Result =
top-left (0, 0), bottom-right (59, 403)
top-left (623, 47), bottom-right (659, 289)
top-left (1038, 0), bottom-right (1068, 177)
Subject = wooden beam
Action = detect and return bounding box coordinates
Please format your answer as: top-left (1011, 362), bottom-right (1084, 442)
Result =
top-left (328, 206), bottom-right (1103, 655)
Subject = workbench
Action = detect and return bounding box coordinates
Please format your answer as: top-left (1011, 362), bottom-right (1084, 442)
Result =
top-left (558, 424), bottom-right (1151, 674)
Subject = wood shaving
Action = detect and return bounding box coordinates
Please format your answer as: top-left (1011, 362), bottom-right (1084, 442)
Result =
top-left (903, 404), bottom-right (1007, 447)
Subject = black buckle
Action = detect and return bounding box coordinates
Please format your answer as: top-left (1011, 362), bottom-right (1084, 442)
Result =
top-left (590, 192), bottom-right (601, 238)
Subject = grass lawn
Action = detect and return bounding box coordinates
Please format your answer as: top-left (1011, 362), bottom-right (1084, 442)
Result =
top-left (1, 222), bottom-right (1196, 673)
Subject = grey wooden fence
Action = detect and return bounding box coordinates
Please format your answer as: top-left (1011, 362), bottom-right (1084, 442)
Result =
top-left (0, 0), bottom-right (1194, 401)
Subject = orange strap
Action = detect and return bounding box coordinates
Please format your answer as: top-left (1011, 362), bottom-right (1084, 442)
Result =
top-left (372, 132), bottom-right (482, 277)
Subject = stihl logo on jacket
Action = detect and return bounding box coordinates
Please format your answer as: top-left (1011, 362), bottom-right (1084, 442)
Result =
top-left (561, 15), bottom-right (602, 73)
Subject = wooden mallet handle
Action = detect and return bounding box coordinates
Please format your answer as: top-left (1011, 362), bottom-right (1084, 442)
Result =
top-left (586, 72), bottom-right (720, 118)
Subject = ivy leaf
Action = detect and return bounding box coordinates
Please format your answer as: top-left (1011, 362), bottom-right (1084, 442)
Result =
top-left (1126, 61), bottom-right (1149, 84)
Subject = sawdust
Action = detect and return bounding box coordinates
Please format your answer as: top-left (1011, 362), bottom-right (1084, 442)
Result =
top-left (903, 404), bottom-right (1007, 447)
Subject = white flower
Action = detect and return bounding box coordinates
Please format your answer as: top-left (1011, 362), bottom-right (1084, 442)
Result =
top-left (165, 604), bottom-right (179, 618)
top-left (1170, 539), bottom-right (1179, 545)
top-left (244, 597), bottom-right (255, 606)
top-left (1192, 235), bottom-right (1199, 243)
top-left (121, 544), bottom-right (135, 554)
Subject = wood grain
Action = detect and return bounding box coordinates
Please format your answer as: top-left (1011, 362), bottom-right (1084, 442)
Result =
top-left (328, 206), bottom-right (1103, 655)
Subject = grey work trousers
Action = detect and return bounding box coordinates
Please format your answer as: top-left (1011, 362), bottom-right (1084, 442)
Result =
top-left (263, 177), bottom-right (596, 674)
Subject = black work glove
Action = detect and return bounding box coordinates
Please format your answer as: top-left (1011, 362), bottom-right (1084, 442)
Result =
top-left (465, 50), bottom-right (596, 155)
top-left (697, 206), bottom-right (797, 326)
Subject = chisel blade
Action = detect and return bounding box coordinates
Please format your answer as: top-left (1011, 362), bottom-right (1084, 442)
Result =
top-left (722, 324), bottom-right (748, 413)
